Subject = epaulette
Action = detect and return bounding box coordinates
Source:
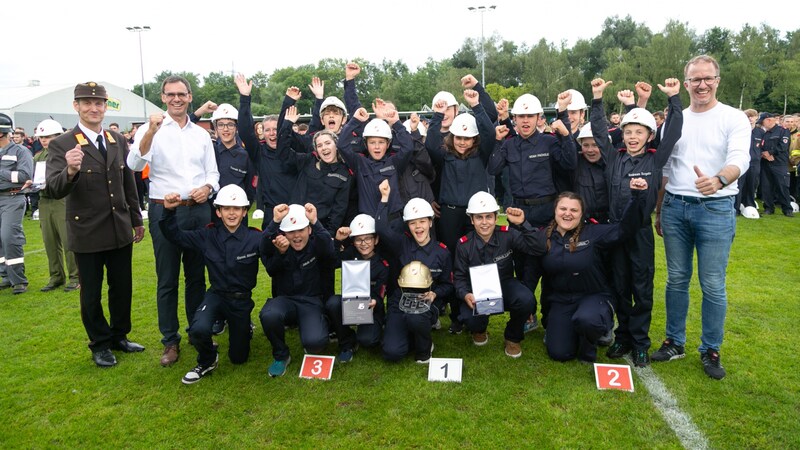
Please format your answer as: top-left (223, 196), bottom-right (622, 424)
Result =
top-left (382, 259), bottom-right (389, 267)
top-left (458, 235), bottom-right (469, 243)
top-left (312, 151), bottom-right (319, 159)
top-left (404, 231), bottom-right (412, 238)
top-left (618, 147), bottom-right (627, 153)
top-left (348, 168), bottom-right (354, 176)
top-left (438, 242), bottom-right (448, 250)
top-left (249, 226), bottom-right (262, 232)
top-left (498, 225), bottom-right (509, 232)
top-left (205, 223), bottom-right (216, 229)
top-left (588, 218), bottom-right (599, 225)
top-left (647, 148), bottom-right (656, 153)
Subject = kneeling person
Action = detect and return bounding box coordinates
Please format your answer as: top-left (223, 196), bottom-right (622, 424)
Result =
top-left (454, 192), bottom-right (543, 358)
top-left (260, 203), bottom-right (335, 377)
top-left (159, 184), bottom-right (264, 384)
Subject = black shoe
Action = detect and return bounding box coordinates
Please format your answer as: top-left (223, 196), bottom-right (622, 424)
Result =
top-left (606, 341), bottom-right (632, 359)
top-left (63, 282), bottom-right (80, 292)
top-left (92, 349), bottom-right (117, 367)
top-left (651, 338), bottom-right (685, 362)
top-left (111, 339), bottom-right (145, 353)
top-left (40, 282), bottom-right (64, 292)
top-left (633, 349), bottom-right (650, 367)
top-left (12, 284), bottom-right (27, 294)
top-left (763, 209), bottom-right (774, 215)
top-left (597, 329), bottom-right (614, 347)
top-left (182, 356), bottom-right (219, 385)
top-left (701, 348), bottom-right (726, 380)
top-left (211, 319), bottom-right (227, 336)
top-left (784, 211), bottom-right (795, 217)
top-left (448, 320), bottom-right (463, 335)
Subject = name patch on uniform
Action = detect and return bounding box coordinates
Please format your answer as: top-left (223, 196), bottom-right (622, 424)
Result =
top-left (528, 153), bottom-right (548, 159)
top-left (302, 256), bottom-right (317, 268)
top-left (628, 171), bottom-right (652, 177)
top-left (236, 252), bottom-right (257, 260)
top-left (230, 166), bottom-right (247, 174)
top-left (379, 165), bottom-right (395, 173)
top-left (1, 155), bottom-right (17, 161)
top-left (493, 250), bottom-right (512, 262)
top-left (327, 173), bottom-right (348, 182)
top-left (564, 240), bottom-right (590, 249)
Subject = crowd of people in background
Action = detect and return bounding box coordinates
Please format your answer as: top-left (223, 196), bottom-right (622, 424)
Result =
top-left (1, 54), bottom-right (796, 385)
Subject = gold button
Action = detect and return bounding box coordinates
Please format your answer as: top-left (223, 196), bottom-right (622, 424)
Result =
top-left (110, 194), bottom-right (114, 197)
top-left (112, 207), bottom-right (116, 210)
top-left (87, 169), bottom-right (92, 174)
top-left (108, 180), bottom-right (111, 184)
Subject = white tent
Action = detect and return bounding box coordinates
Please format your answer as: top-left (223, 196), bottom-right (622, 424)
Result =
top-left (0, 81), bottom-right (162, 132)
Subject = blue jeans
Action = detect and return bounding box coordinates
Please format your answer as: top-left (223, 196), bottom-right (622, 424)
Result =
top-left (661, 193), bottom-right (736, 353)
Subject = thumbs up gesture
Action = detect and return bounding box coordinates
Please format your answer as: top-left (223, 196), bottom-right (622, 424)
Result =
top-left (693, 165), bottom-right (723, 196)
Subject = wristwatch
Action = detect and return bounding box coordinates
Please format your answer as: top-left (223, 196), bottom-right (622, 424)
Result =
top-left (715, 174), bottom-right (730, 187)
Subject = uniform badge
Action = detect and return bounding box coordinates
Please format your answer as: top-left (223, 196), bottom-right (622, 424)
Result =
top-left (75, 132), bottom-right (89, 146)
top-left (105, 131), bottom-right (116, 144)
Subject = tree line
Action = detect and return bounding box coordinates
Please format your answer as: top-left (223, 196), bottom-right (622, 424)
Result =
top-left (133, 16), bottom-right (800, 119)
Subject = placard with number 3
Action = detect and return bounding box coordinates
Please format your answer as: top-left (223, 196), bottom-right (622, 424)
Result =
top-left (299, 355), bottom-right (335, 380)
top-left (593, 363), bottom-right (634, 392)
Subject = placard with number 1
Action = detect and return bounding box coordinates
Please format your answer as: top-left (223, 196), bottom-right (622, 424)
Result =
top-left (427, 358), bottom-right (463, 383)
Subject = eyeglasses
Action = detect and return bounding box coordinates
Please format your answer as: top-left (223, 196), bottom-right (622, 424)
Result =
top-left (354, 236), bottom-right (374, 245)
top-left (216, 122), bottom-right (236, 130)
top-left (685, 76), bottom-right (719, 87)
top-left (163, 92), bottom-right (189, 99)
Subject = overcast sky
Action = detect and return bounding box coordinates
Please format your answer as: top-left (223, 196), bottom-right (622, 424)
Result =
top-left (4, 0), bottom-right (797, 90)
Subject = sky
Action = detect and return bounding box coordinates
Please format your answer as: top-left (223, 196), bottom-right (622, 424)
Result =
top-left (4, 0), bottom-right (797, 91)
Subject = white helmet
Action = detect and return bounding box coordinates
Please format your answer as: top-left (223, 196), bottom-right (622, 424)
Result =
top-left (432, 91), bottom-right (458, 108)
top-left (349, 214), bottom-right (376, 236)
top-left (279, 204), bottom-right (310, 232)
top-left (34, 119), bottom-right (63, 137)
top-left (363, 119), bottom-right (392, 140)
top-left (211, 103), bottom-right (238, 122)
top-left (791, 201), bottom-right (799, 213)
top-left (214, 184), bottom-right (249, 207)
top-left (621, 108), bottom-right (657, 133)
top-left (403, 119), bottom-right (427, 137)
top-left (402, 198), bottom-right (435, 221)
top-left (576, 123), bottom-right (594, 142)
top-left (252, 209), bottom-right (265, 220)
top-left (450, 113), bottom-right (479, 138)
top-left (510, 94), bottom-right (543, 115)
top-left (466, 191), bottom-right (499, 215)
top-left (567, 89), bottom-right (588, 110)
top-left (741, 205), bottom-right (760, 219)
top-left (320, 96), bottom-right (347, 115)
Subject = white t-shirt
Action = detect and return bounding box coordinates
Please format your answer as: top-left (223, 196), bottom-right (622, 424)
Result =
top-left (663, 102), bottom-right (751, 197)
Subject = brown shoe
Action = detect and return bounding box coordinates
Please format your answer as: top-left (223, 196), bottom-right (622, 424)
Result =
top-left (472, 332), bottom-right (489, 346)
top-left (504, 340), bottom-right (522, 358)
top-left (160, 344), bottom-right (180, 367)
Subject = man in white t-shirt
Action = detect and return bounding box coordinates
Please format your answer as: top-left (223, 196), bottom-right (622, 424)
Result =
top-left (651, 55), bottom-right (750, 380)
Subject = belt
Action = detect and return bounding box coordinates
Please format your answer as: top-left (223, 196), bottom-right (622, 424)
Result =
top-left (151, 198), bottom-right (198, 207)
top-left (666, 192), bottom-right (733, 204)
top-left (514, 195), bottom-right (556, 206)
top-left (213, 290), bottom-right (251, 300)
top-left (0, 187), bottom-right (22, 194)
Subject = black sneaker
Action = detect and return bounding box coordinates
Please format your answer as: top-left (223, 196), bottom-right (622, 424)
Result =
top-left (633, 349), bottom-right (650, 367)
top-left (701, 349), bottom-right (726, 380)
top-left (606, 341), bottom-right (632, 359)
top-left (597, 328), bottom-right (614, 347)
top-left (182, 357), bottom-right (218, 385)
top-left (448, 321), bottom-right (463, 335)
top-left (211, 320), bottom-right (227, 335)
top-left (651, 338), bottom-right (685, 362)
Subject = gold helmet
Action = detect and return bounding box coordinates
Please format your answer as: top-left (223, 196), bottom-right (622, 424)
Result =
top-left (397, 261), bottom-right (433, 289)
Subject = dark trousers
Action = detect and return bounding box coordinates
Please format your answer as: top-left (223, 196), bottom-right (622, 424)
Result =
top-left (325, 295), bottom-right (384, 352)
top-left (610, 225), bottom-right (655, 350)
top-left (75, 244), bottom-right (133, 353)
top-left (382, 301), bottom-right (438, 362)
top-left (438, 204), bottom-right (471, 325)
top-left (459, 278), bottom-right (534, 343)
top-left (511, 198), bottom-right (554, 318)
top-left (761, 159), bottom-right (793, 213)
top-left (259, 295), bottom-right (329, 361)
top-left (189, 291), bottom-right (255, 367)
top-left (738, 161), bottom-right (761, 208)
top-left (148, 202), bottom-right (208, 347)
top-left (545, 293), bottom-right (614, 362)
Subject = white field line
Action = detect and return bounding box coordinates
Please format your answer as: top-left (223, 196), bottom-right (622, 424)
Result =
top-left (624, 355), bottom-right (710, 450)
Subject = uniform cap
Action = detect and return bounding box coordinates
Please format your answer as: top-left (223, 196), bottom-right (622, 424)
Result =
top-left (74, 81), bottom-right (108, 100)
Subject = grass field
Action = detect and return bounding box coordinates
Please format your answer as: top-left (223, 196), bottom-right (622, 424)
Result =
top-left (1, 212), bottom-right (797, 449)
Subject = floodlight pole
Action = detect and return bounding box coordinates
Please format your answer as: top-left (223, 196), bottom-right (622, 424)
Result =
top-left (126, 25), bottom-right (151, 119)
top-left (468, 5), bottom-right (496, 86)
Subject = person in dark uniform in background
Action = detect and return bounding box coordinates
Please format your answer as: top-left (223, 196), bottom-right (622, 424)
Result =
top-left (453, 191), bottom-right (541, 358)
top-left (542, 178), bottom-right (649, 363)
top-left (259, 203), bottom-right (335, 377)
top-left (159, 184), bottom-right (266, 384)
top-left (758, 112), bottom-right (794, 217)
top-left (46, 82), bottom-right (146, 367)
top-left (327, 214), bottom-right (389, 363)
top-left (737, 109), bottom-right (762, 218)
top-left (590, 77), bottom-right (683, 368)
top-left (0, 113), bottom-right (33, 294)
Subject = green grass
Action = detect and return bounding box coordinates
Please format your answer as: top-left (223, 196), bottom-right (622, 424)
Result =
top-left (1, 213), bottom-right (797, 448)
